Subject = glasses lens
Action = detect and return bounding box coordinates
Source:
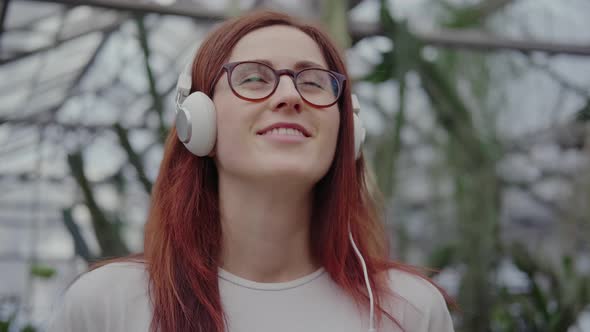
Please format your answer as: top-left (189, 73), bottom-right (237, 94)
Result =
top-left (296, 69), bottom-right (341, 106)
top-left (230, 62), bottom-right (276, 100)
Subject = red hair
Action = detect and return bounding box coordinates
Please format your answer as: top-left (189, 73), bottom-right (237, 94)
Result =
top-left (134, 10), bottom-right (433, 332)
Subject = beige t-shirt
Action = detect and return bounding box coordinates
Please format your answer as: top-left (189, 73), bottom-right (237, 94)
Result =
top-left (44, 262), bottom-right (454, 332)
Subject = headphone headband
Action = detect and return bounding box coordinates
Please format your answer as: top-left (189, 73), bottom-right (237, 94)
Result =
top-left (175, 62), bottom-right (193, 112)
top-left (351, 94), bottom-right (361, 114)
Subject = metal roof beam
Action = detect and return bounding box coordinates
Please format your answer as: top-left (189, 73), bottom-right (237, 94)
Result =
top-left (33, 0), bottom-right (225, 21)
top-left (33, 0), bottom-right (590, 57)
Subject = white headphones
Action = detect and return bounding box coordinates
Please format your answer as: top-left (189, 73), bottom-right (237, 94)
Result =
top-left (174, 60), bottom-right (366, 160)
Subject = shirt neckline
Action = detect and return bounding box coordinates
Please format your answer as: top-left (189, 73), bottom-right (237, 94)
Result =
top-left (218, 267), bottom-right (326, 291)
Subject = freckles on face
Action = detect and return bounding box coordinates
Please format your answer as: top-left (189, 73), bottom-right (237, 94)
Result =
top-left (211, 25), bottom-right (341, 185)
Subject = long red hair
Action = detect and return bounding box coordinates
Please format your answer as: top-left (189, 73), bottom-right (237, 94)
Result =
top-left (136, 10), bottom-right (426, 332)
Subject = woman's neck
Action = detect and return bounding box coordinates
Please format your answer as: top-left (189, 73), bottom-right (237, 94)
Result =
top-left (217, 174), bottom-right (319, 283)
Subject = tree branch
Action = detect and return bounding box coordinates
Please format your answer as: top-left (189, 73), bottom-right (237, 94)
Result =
top-left (135, 14), bottom-right (168, 143)
top-left (0, 15), bottom-right (125, 65)
top-left (67, 151), bottom-right (129, 257)
top-left (113, 123), bottom-right (153, 194)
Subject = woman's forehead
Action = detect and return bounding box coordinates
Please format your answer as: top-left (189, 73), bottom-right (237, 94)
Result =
top-left (228, 25), bottom-right (328, 69)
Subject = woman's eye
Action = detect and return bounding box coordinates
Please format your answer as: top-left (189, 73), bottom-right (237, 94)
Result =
top-left (241, 76), bottom-right (267, 84)
top-left (301, 81), bottom-right (324, 89)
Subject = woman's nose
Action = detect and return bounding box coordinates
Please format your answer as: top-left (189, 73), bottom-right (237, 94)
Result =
top-left (271, 75), bottom-right (302, 112)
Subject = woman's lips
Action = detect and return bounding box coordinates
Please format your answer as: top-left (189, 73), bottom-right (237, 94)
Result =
top-left (256, 122), bottom-right (311, 137)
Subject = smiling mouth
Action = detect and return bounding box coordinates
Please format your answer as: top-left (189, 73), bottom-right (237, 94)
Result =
top-left (256, 123), bottom-right (312, 137)
top-left (257, 127), bottom-right (307, 137)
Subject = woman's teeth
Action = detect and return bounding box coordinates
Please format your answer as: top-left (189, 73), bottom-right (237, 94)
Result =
top-left (262, 128), bottom-right (304, 136)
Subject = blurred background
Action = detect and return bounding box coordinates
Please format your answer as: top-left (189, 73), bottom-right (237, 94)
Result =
top-left (1, 0), bottom-right (589, 331)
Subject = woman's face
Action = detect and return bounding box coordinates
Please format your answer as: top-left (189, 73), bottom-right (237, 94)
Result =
top-left (212, 25), bottom-right (341, 186)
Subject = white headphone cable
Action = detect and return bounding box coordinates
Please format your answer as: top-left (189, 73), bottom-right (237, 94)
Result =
top-left (348, 229), bottom-right (377, 332)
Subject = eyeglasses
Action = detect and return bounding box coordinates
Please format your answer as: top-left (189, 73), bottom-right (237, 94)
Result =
top-left (213, 61), bottom-right (346, 108)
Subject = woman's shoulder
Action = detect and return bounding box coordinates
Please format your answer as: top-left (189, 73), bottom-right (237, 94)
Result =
top-left (78, 261), bottom-right (147, 284)
top-left (63, 261), bottom-right (149, 307)
top-left (44, 261), bottom-right (150, 332)
top-left (385, 268), bottom-right (445, 307)
top-left (67, 261), bottom-right (148, 296)
top-left (383, 267), bottom-right (455, 331)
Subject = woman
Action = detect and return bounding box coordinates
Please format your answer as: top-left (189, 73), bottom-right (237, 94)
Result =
top-left (46, 10), bottom-right (454, 332)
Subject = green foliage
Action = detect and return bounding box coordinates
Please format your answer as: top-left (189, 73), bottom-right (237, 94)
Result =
top-left (0, 297), bottom-right (38, 332)
top-left (0, 297), bottom-right (17, 332)
top-left (492, 243), bottom-right (590, 331)
top-left (378, 0), bottom-right (396, 33)
top-left (363, 50), bottom-right (395, 83)
top-left (322, 0), bottom-right (351, 49)
top-left (428, 244), bottom-right (457, 271)
top-left (360, 1), bottom-right (589, 331)
top-left (576, 100), bottom-right (590, 122)
top-left (365, 2), bottom-right (426, 196)
top-left (20, 325), bottom-right (37, 332)
top-left (0, 320), bottom-right (10, 332)
top-left (0, 320), bottom-right (37, 332)
top-left (29, 264), bottom-right (56, 279)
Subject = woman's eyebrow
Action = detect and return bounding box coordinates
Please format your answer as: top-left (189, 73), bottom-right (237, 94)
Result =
top-left (249, 59), bottom-right (327, 70)
top-left (294, 60), bottom-right (326, 70)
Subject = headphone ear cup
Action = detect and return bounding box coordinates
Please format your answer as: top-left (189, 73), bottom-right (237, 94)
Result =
top-left (176, 91), bottom-right (216, 157)
top-left (353, 112), bottom-right (366, 160)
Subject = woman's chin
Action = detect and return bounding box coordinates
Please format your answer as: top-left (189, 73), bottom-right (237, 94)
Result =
top-left (217, 153), bottom-right (331, 186)
top-left (250, 161), bottom-right (326, 185)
